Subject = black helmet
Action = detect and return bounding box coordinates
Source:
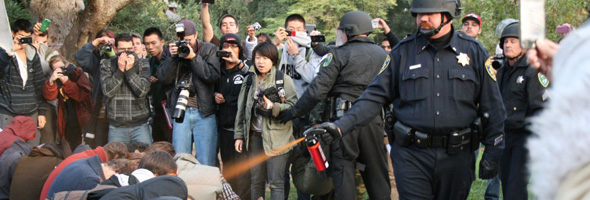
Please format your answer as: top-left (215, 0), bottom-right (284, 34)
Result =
top-left (410, 0), bottom-right (462, 19)
top-left (337, 11), bottom-right (373, 36)
top-left (499, 22), bottom-right (520, 50)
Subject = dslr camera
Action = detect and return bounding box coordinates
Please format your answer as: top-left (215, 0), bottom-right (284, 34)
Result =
top-left (491, 55), bottom-right (504, 69)
top-left (173, 81), bottom-right (191, 123)
top-left (59, 64), bottom-right (77, 77)
top-left (175, 23), bottom-right (191, 58)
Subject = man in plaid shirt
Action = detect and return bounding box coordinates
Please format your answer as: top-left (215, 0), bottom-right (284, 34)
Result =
top-left (101, 33), bottom-right (152, 145)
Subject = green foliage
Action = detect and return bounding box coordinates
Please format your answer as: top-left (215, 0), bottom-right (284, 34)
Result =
top-left (5, 0), bottom-right (34, 25)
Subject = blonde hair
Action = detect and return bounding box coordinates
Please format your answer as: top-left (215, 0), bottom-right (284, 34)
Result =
top-left (48, 55), bottom-right (67, 69)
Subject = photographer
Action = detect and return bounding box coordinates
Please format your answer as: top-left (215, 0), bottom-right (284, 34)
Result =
top-left (75, 29), bottom-right (116, 147)
top-left (214, 33), bottom-right (250, 199)
top-left (43, 56), bottom-right (92, 150)
top-left (0, 19), bottom-right (47, 146)
top-left (100, 33), bottom-right (152, 145)
top-left (234, 42), bottom-right (297, 200)
top-left (157, 19), bottom-right (220, 166)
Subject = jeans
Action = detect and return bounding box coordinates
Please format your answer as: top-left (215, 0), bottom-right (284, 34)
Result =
top-left (172, 107), bottom-right (218, 166)
top-left (250, 135), bottom-right (290, 200)
top-left (485, 175), bottom-right (501, 200)
top-left (108, 123), bottom-right (152, 145)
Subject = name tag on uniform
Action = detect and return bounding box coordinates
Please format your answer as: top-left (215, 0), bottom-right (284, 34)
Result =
top-left (409, 64), bottom-right (422, 70)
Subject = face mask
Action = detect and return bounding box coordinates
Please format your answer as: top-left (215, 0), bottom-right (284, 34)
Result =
top-left (335, 29), bottom-right (347, 47)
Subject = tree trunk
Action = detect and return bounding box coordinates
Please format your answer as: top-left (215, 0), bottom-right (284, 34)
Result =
top-left (30, 0), bottom-right (133, 62)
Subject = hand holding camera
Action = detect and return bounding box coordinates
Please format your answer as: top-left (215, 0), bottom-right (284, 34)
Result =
top-left (373, 18), bottom-right (391, 33)
top-left (12, 35), bottom-right (31, 51)
top-left (92, 36), bottom-right (114, 48)
top-left (274, 27), bottom-right (288, 45)
top-left (49, 67), bottom-right (65, 85)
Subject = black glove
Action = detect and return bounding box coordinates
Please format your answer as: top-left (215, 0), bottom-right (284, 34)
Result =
top-left (479, 146), bottom-right (502, 179)
top-left (277, 108), bottom-right (295, 123)
top-left (315, 122), bottom-right (341, 145)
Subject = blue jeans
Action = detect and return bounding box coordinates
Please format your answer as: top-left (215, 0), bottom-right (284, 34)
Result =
top-left (485, 175), bottom-right (501, 200)
top-left (172, 108), bottom-right (218, 166)
top-left (108, 123), bottom-right (152, 145)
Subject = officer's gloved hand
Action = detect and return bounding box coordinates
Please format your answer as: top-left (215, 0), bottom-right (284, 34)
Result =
top-left (277, 108), bottom-right (295, 123)
top-left (315, 122), bottom-right (342, 146)
top-left (479, 146), bottom-right (502, 179)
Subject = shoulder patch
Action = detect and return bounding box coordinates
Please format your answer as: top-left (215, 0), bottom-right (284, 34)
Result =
top-left (321, 53), bottom-right (333, 68)
top-left (538, 73), bottom-right (549, 87)
top-left (378, 55), bottom-right (391, 75)
top-left (485, 57), bottom-right (497, 81)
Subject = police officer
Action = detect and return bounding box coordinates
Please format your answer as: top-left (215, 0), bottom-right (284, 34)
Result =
top-left (277, 11), bottom-right (391, 200)
top-left (311, 0), bottom-right (507, 199)
top-left (497, 22), bottom-right (548, 200)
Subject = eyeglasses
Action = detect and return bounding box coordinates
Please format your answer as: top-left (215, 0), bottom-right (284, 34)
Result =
top-left (222, 43), bottom-right (239, 49)
top-left (117, 47), bottom-right (134, 52)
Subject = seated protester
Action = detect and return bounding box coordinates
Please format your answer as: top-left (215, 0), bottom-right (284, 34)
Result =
top-left (214, 33), bottom-right (251, 199)
top-left (74, 30), bottom-right (116, 148)
top-left (46, 155), bottom-right (116, 199)
top-left (97, 175), bottom-right (188, 200)
top-left (0, 116), bottom-right (37, 199)
top-left (174, 153), bottom-right (223, 200)
top-left (9, 142), bottom-right (65, 200)
top-left (39, 141), bottom-right (128, 200)
top-left (43, 56), bottom-right (93, 151)
top-left (0, 19), bottom-right (47, 146)
top-left (100, 33), bottom-right (152, 145)
top-left (234, 42), bottom-right (297, 200)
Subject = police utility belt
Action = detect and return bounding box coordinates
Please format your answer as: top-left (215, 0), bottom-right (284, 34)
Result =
top-left (393, 121), bottom-right (476, 154)
top-left (325, 97), bottom-right (352, 121)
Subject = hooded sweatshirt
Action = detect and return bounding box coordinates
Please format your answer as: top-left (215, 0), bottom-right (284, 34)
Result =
top-left (0, 140), bottom-right (32, 200)
top-left (98, 175), bottom-right (188, 200)
top-left (0, 116), bottom-right (37, 156)
top-left (46, 155), bottom-right (105, 199)
top-left (10, 145), bottom-right (63, 200)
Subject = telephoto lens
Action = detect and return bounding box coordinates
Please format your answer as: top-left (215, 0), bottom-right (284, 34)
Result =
top-left (173, 82), bottom-right (190, 123)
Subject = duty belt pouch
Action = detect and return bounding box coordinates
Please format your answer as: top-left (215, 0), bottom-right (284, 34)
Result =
top-left (447, 129), bottom-right (472, 155)
top-left (334, 98), bottom-right (349, 119)
top-left (393, 122), bottom-right (414, 147)
top-left (414, 131), bottom-right (431, 148)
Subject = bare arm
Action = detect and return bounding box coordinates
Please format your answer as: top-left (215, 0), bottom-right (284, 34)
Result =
top-left (201, 3), bottom-right (214, 43)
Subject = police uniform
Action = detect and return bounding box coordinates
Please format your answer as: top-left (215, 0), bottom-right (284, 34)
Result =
top-left (334, 28), bottom-right (506, 199)
top-left (288, 36), bottom-right (391, 200)
top-left (497, 49), bottom-right (548, 200)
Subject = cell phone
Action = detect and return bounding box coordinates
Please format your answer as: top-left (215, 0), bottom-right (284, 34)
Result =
top-left (40, 19), bottom-right (51, 33)
top-left (372, 21), bottom-right (379, 29)
top-left (311, 35), bottom-right (326, 43)
top-left (285, 30), bottom-right (296, 37)
top-left (305, 24), bottom-right (316, 34)
top-left (519, 0), bottom-right (545, 49)
top-left (19, 37), bottom-right (32, 44)
top-left (217, 50), bottom-right (230, 58)
top-left (202, 0), bottom-right (215, 4)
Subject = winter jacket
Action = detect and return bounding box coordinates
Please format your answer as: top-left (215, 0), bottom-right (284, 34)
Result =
top-left (47, 155), bottom-right (105, 199)
top-left (174, 153), bottom-right (222, 199)
top-left (0, 46), bottom-right (47, 116)
top-left (0, 140), bottom-right (32, 200)
top-left (157, 40), bottom-right (220, 118)
top-left (0, 116), bottom-right (36, 156)
top-left (39, 147), bottom-right (108, 200)
top-left (98, 175), bottom-right (188, 200)
top-left (9, 145), bottom-right (63, 200)
top-left (43, 67), bottom-right (93, 139)
top-left (100, 56), bottom-right (151, 127)
top-left (234, 68), bottom-right (297, 156)
top-left (74, 43), bottom-right (106, 102)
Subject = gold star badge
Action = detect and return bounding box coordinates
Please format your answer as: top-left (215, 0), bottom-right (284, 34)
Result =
top-left (457, 53), bottom-right (470, 67)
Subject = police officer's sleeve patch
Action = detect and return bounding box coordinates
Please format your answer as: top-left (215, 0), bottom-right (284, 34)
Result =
top-left (494, 135), bottom-right (504, 146)
top-left (321, 53), bottom-right (333, 68)
top-left (538, 73), bottom-right (549, 87)
top-left (485, 57), bottom-right (497, 81)
top-left (378, 55), bottom-right (391, 75)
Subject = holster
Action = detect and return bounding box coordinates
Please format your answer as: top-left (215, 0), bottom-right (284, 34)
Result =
top-left (447, 128), bottom-right (472, 155)
top-left (470, 117), bottom-right (483, 151)
top-left (325, 97), bottom-right (352, 121)
top-left (393, 121), bottom-right (414, 147)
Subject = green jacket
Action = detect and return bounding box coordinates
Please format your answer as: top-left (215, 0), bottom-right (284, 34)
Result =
top-left (234, 68), bottom-right (297, 156)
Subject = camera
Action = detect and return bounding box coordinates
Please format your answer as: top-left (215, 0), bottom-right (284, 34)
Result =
top-left (311, 35), bottom-right (325, 43)
top-left (59, 64), bottom-right (77, 76)
top-left (285, 30), bottom-right (296, 37)
top-left (18, 37), bottom-right (32, 44)
top-left (251, 22), bottom-right (262, 31)
top-left (216, 50), bottom-right (230, 58)
top-left (101, 45), bottom-right (115, 58)
top-left (491, 55), bottom-right (504, 69)
top-left (173, 81), bottom-right (191, 123)
top-left (175, 23), bottom-right (191, 58)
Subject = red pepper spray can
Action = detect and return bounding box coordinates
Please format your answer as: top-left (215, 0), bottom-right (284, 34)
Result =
top-left (306, 136), bottom-right (329, 171)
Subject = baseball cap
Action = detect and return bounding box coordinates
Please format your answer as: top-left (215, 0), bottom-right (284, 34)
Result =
top-left (219, 33), bottom-right (242, 48)
top-left (462, 13), bottom-right (482, 26)
top-left (177, 19), bottom-right (197, 36)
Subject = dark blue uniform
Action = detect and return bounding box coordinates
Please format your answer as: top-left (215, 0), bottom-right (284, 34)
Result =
top-left (290, 36), bottom-right (391, 200)
top-left (335, 30), bottom-right (506, 199)
top-left (497, 55), bottom-right (548, 200)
